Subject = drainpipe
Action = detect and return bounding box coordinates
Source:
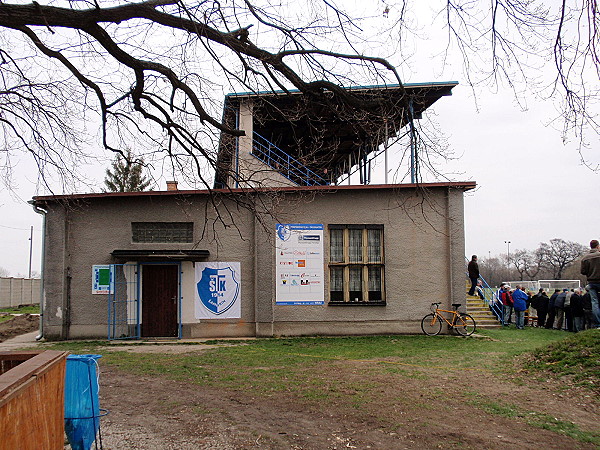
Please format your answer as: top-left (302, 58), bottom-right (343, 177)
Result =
top-left (235, 105), bottom-right (240, 189)
top-left (29, 201), bottom-right (47, 341)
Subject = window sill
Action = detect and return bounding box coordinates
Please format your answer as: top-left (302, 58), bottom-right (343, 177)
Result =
top-left (328, 301), bottom-right (386, 306)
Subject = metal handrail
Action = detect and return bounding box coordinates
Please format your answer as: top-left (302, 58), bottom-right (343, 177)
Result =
top-left (252, 132), bottom-right (328, 186)
top-left (465, 258), bottom-right (503, 324)
top-left (480, 274), bottom-right (504, 323)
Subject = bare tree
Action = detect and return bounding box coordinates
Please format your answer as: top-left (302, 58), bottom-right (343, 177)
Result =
top-left (0, 0), bottom-right (406, 192)
top-left (0, 0), bottom-right (597, 193)
top-left (442, 0), bottom-right (599, 166)
top-left (0, 267), bottom-right (10, 277)
top-left (524, 247), bottom-right (546, 280)
top-left (560, 255), bottom-right (587, 283)
top-left (509, 249), bottom-right (528, 281)
top-left (539, 238), bottom-right (587, 279)
top-left (509, 248), bottom-right (550, 281)
top-left (478, 256), bottom-right (506, 287)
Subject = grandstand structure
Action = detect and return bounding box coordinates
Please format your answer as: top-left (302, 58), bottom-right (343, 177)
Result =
top-left (213, 82), bottom-right (458, 189)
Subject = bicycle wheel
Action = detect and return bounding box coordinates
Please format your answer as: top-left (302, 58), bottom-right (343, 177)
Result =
top-left (454, 313), bottom-right (476, 336)
top-left (421, 313), bottom-right (442, 336)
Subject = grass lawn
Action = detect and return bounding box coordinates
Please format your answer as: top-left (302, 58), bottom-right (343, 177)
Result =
top-left (0, 304), bottom-right (39, 323)
top-left (43, 327), bottom-right (600, 446)
top-left (45, 327), bottom-right (598, 386)
top-left (0, 305), bottom-right (40, 315)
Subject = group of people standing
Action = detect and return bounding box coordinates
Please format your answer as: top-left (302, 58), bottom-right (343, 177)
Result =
top-left (497, 284), bottom-right (596, 331)
top-left (535, 287), bottom-right (595, 331)
top-left (496, 284), bottom-right (533, 330)
top-left (469, 239), bottom-right (600, 331)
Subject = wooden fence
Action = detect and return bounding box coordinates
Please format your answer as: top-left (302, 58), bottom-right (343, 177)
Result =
top-left (0, 350), bottom-right (69, 449)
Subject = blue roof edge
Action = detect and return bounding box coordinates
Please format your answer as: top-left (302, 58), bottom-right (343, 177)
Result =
top-left (225, 81), bottom-right (459, 98)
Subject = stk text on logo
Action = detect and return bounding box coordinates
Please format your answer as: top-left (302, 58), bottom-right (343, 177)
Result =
top-left (197, 266), bottom-right (240, 315)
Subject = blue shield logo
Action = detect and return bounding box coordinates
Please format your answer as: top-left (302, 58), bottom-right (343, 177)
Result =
top-left (197, 266), bottom-right (240, 315)
top-left (276, 224), bottom-right (291, 242)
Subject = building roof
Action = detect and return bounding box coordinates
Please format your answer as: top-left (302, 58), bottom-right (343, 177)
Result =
top-left (226, 81), bottom-right (458, 102)
top-left (32, 181), bottom-right (476, 204)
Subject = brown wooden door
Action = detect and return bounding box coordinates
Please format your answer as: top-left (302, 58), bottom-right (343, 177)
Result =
top-left (141, 264), bottom-right (179, 337)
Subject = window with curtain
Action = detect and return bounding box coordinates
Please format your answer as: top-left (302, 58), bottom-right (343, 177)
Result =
top-left (328, 225), bottom-right (385, 304)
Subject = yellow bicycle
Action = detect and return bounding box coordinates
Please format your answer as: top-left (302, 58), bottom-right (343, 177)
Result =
top-left (421, 302), bottom-right (476, 336)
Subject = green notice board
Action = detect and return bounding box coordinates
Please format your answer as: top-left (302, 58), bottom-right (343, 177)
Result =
top-left (92, 265), bottom-right (112, 294)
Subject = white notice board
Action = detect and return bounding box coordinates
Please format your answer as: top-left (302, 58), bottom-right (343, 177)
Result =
top-left (275, 224), bottom-right (324, 305)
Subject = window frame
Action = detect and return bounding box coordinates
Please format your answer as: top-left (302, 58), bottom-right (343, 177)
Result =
top-left (328, 224), bottom-right (385, 305)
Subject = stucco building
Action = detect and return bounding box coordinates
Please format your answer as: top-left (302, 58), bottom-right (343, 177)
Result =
top-left (32, 83), bottom-right (475, 340)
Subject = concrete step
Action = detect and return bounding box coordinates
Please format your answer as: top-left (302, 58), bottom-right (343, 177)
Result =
top-left (466, 298), bottom-right (502, 328)
top-left (464, 280), bottom-right (501, 327)
top-left (468, 317), bottom-right (501, 325)
top-left (470, 313), bottom-right (499, 319)
top-left (466, 311), bottom-right (500, 318)
top-left (467, 306), bottom-right (493, 311)
top-left (466, 299), bottom-right (489, 305)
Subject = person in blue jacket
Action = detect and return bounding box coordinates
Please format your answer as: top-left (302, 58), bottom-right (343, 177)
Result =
top-left (512, 285), bottom-right (529, 330)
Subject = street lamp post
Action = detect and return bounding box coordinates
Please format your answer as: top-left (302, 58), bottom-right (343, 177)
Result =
top-left (28, 226), bottom-right (33, 279)
top-left (504, 240), bottom-right (511, 269)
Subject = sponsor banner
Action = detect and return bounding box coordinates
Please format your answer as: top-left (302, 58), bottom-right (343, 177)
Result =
top-left (195, 262), bottom-right (241, 319)
top-left (275, 224), bottom-right (324, 305)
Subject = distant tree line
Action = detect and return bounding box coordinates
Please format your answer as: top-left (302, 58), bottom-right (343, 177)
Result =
top-left (477, 239), bottom-right (587, 288)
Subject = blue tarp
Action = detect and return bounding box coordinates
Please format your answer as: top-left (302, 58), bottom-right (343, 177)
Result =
top-left (64, 354), bottom-right (102, 450)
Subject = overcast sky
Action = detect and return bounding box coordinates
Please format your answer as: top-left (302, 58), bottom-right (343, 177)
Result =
top-left (439, 86), bottom-right (598, 260)
top-left (0, 0), bottom-right (598, 277)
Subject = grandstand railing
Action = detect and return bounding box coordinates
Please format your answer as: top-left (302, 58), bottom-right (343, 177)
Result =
top-left (252, 132), bottom-right (329, 187)
top-left (465, 259), bottom-right (503, 324)
top-left (481, 275), bottom-right (504, 323)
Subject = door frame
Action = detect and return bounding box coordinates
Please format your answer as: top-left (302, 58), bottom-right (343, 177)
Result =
top-left (140, 262), bottom-right (182, 338)
top-left (107, 263), bottom-right (141, 341)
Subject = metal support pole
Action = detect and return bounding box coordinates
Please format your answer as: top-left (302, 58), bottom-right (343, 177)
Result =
top-left (348, 154), bottom-right (351, 185)
top-left (384, 121), bottom-right (389, 184)
top-left (359, 149), bottom-right (364, 184)
top-left (362, 150), bottom-right (368, 185)
top-left (409, 99), bottom-right (417, 183)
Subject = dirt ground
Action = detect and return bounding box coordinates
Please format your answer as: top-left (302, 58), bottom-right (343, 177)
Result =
top-left (0, 314), bottom-right (39, 342)
top-left (93, 343), bottom-right (599, 450)
top-left (2, 322), bottom-right (596, 449)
